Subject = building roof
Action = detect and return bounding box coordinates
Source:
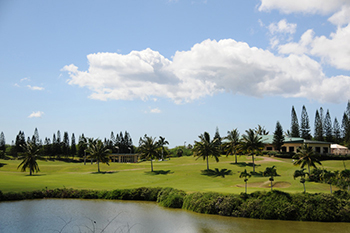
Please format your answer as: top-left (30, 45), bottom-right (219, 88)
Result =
top-left (331, 144), bottom-right (349, 149)
top-left (260, 135), bottom-right (331, 145)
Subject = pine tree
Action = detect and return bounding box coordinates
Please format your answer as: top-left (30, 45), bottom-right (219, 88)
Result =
top-left (291, 106), bottom-right (300, 137)
top-left (62, 132), bottom-right (70, 157)
top-left (0, 132), bottom-right (5, 154)
top-left (44, 137), bottom-right (52, 158)
top-left (214, 127), bottom-right (222, 151)
top-left (333, 117), bottom-right (341, 144)
top-left (33, 128), bottom-right (40, 146)
top-left (324, 110), bottom-right (333, 142)
top-left (314, 110), bottom-right (324, 141)
top-left (70, 133), bottom-right (76, 158)
top-left (15, 131), bottom-right (26, 153)
top-left (273, 121), bottom-right (285, 152)
top-left (300, 105), bottom-right (311, 139)
top-left (342, 101), bottom-right (350, 145)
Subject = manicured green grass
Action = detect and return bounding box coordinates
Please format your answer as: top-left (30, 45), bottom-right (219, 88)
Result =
top-left (1, 156), bottom-right (349, 194)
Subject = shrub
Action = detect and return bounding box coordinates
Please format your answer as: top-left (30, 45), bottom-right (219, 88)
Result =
top-left (182, 192), bottom-right (219, 214)
top-left (157, 187), bottom-right (186, 208)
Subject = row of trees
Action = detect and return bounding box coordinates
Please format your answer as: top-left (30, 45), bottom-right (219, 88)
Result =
top-left (290, 102), bottom-right (350, 145)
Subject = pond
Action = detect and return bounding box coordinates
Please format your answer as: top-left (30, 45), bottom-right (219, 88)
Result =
top-left (0, 199), bottom-right (350, 233)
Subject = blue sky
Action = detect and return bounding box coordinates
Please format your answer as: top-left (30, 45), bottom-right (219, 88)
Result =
top-left (1, 0), bottom-right (350, 147)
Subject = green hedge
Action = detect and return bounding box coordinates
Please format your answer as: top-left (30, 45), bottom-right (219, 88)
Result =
top-left (1, 188), bottom-right (350, 222)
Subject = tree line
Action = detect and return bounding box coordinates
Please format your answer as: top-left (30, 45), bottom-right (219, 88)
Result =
top-left (0, 128), bottom-right (134, 159)
top-left (289, 102), bottom-right (350, 146)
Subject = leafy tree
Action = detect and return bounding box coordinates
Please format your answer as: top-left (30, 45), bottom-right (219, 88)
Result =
top-left (240, 129), bottom-right (264, 173)
top-left (138, 135), bottom-right (161, 172)
top-left (193, 132), bottom-right (220, 171)
top-left (324, 109), bottom-right (333, 142)
top-left (293, 143), bottom-right (322, 174)
top-left (333, 117), bottom-right (341, 144)
top-left (70, 133), bottom-right (77, 158)
top-left (17, 142), bottom-right (43, 175)
top-left (254, 125), bottom-right (269, 135)
top-left (263, 166), bottom-right (277, 191)
top-left (272, 121), bottom-right (284, 152)
top-left (291, 106), bottom-right (300, 137)
top-left (239, 169), bottom-right (251, 194)
top-left (340, 169), bottom-right (350, 192)
top-left (300, 105), bottom-right (312, 139)
top-left (158, 136), bottom-right (169, 160)
top-left (314, 110), bottom-right (324, 141)
top-left (86, 138), bottom-right (111, 173)
top-left (222, 129), bottom-right (240, 164)
top-left (322, 170), bottom-right (338, 194)
top-left (293, 168), bottom-right (309, 193)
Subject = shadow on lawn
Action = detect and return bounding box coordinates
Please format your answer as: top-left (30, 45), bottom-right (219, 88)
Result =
top-left (201, 168), bottom-right (232, 178)
top-left (0, 163), bottom-right (7, 168)
top-left (25, 174), bottom-right (46, 177)
top-left (145, 170), bottom-right (173, 175)
top-left (230, 162), bottom-right (261, 168)
top-left (91, 171), bottom-right (119, 174)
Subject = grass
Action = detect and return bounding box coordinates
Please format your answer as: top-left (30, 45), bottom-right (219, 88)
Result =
top-left (1, 155), bottom-right (349, 194)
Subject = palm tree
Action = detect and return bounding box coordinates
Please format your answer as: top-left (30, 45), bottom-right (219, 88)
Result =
top-left (240, 129), bottom-right (264, 173)
top-left (340, 169), bottom-right (350, 191)
top-left (138, 135), bottom-right (161, 172)
top-left (193, 132), bottom-right (220, 170)
top-left (222, 129), bottom-right (240, 164)
top-left (322, 170), bottom-right (337, 194)
top-left (293, 143), bottom-right (322, 174)
top-left (254, 125), bottom-right (269, 135)
top-left (293, 168), bottom-right (309, 193)
top-left (239, 169), bottom-right (251, 194)
top-left (263, 166), bottom-right (278, 191)
top-left (86, 138), bottom-right (111, 173)
top-left (158, 136), bottom-right (169, 161)
top-left (17, 142), bottom-right (42, 175)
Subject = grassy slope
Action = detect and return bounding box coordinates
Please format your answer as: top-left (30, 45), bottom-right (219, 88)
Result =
top-left (1, 155), bottom-right (349, 194)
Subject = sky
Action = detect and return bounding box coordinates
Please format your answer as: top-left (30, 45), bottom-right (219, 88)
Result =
top-left (1, 0), bottom-right (350, 147)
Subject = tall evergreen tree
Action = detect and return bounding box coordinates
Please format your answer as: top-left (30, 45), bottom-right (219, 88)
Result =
top-left (273, 121), bottom-right (285, 152)
top-left (314, 110), bottom-right (324, 141)
top-left (214, 127), bottom-right (222, 152)
top-left (300, 105), bottom-right (312, 139)
top-left (33, 128), bottom-right (40, 146)
top-left (0, 132), bottom-right (5, 154)
top-left (291, 106), bottom-right (300, 137)
top-left (43, 137), bottom-right (52, 158)
top-left (342, 101), bottom-right (350, 145)
top-left (77, 134), bottom-right (87, 158)
top-left (333, 117), bottom-right (341, 144)
top-left (62, 132), bottom-right (70, 157)
top-left (70, 133), bottom-right (76, 158)
top-left (15, 131), bottom-right (26, 153)
top-left (324, 110), bottom-right (333, 142)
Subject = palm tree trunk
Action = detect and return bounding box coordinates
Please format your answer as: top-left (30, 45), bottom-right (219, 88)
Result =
top-left (206, 155), bottom-right (209, 170)
top-left (245, 181), bottom-right (247, 194)
top-left (308, 164), bottom-right (310, 174)
top-left (235, 154), bottom-right (237, 164)
top-left (30, 169), bottom-right (32, 176)
top-left (271, 180), bottom-right (273, 191)
top-left (330, 184), bottom-right (332, 194)
top-left (252, 155), bottom-right (255, 173)
top-left (303, 183), bottom-right (306, 193)
top-left (151, 159), bottom-right (153, 172)
top-left (98, 160), bottom-right (100, 173)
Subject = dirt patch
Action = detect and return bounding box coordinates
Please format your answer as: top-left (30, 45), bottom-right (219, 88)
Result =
top-left (236, 181), bottom-right (291, 189)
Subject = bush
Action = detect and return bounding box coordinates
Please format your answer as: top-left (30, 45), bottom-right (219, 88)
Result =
top-left (157, 187), bottom-right (186, 208)
top-left (182, 192), bottom-right (219, 214)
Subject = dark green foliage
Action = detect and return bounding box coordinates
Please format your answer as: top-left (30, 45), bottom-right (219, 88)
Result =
top-left (300, 105), bottom-right (312, 139)
top-left (273, 121), bottom-right (284, 151)
top-left (182, 192), bottom-right (219, 214)
top-left (314, 109), bottom-right (324, 141)
top-left (157, 187), bottom-right (186, 208)
top-left (215, 194), bottom-right (242, 216)
top-left (291, 106), bottom-right (300, 137)
top-left (324, 110), bottom-right (333, 142)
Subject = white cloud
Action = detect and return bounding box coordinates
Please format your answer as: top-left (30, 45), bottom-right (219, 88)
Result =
top-left (28, 111), bottom-right (44, 118)
top-left (268, 19), bottom-right (296, 35)
top-left (20, 77), bottom-right (30, 82)
top-left (150, 108), bottom-right (161, 113)
top-left (328, 5), bottom-right (350, 26)
top-left (258, 0), bottom-right (347, 15)
top-left (63, 39), bottom-right (350, 104)
top-left (27, 85), bottom-right (44, 91)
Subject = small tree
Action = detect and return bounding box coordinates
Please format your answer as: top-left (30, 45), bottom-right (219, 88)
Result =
top-left (240, 129), bottom-right (264, 173)
top-left (293, 168), bottom-right (309, 193)
top-left (340, 169), bottom-right (350, 192)
top-left (272, 121), bottom-right (284, 152)
top-left (222, 129), bottom-right (240, 164)
top-left (17, 142), bottom-right (43, 175)
top-left (239, 169), bottom-right (251, 194)
top-left (293, 143), bottom-right (322, 174)
top-left (86, 138), bottom-right (111, 173)
top-left (263, 166), bottom-right (277, 191)
top-left (138, 135), bottom-right (161, 172)
top-left (193, 132), bottom-right (220, 171)
top-left (322, 170), bottom-right (338, 194)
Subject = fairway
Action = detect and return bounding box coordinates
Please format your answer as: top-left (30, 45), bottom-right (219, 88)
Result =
top-left (0, 156), bottom-right (348, 194)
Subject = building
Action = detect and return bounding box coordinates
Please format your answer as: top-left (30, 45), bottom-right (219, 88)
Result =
top-left (109, 153), bottom-right (139, 163)
top-left (261, 135), bottom-right (331, 154)
top-left (331, 144), bottom-right (350, 155)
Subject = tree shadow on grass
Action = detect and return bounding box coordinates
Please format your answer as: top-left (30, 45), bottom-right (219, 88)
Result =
top-left (0, 163), bottom-right (7, 168)
top-left (249, 171), bottom-right (263, 177)
top-left (230, 162), bottom-right (261, 168)
top-left (145, 170), bottom-right (173, 175)
top-left (91, 171), bottom-right (119, 174)
top-left (201, 168), bottom-right (232, 178)
top-left (25, 174), bottom-right (46, 177)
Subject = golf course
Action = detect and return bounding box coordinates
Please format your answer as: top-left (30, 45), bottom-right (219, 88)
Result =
top-left (0, 155), bottom-right (347, 194)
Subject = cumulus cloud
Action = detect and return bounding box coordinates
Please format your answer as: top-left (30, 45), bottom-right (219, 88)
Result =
top-left (267, 19), bottom-right (297, 48)
top-left (258, 0), bottom-right (347, 15)
top-left (28, 111), bottom-right (44, 118)
top-left (150, 108), bottom-right (161, 113)
top-left (63, 39), bottom-right (350, 104)
top-left (27, 85), bottom-right (44, 91)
